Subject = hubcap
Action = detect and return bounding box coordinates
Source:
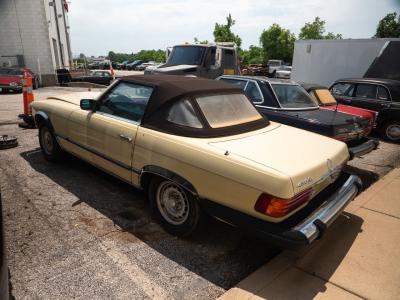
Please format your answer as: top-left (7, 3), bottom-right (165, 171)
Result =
top-left (156, 181), bottom-right (189, 225)
top-left (386, 124), bottom-right (400, 141)
top-left (41, 128), bottom-right (54, 155)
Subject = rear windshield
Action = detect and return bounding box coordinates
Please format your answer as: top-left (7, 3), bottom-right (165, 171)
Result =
top-left (271, 84), bottom-right (318, 109)
top-left (314, 89), bottom-right (337, 105)
top-left (196, 93), bottom-right (263, 128)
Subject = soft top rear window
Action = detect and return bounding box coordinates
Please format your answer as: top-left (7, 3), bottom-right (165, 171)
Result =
top-left (196, 93), bottom-right (263, 128)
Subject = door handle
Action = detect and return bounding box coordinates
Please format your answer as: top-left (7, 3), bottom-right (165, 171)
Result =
top-left (119, 134), bottom-right (132, 142)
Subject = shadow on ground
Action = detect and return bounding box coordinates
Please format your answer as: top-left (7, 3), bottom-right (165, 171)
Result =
top-left (21, 149), bottom-right (280, 290)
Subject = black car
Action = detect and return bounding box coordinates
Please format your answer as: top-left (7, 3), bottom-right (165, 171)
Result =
top-left (330, 78), bottom-right (400, 142)
top-left (126, 60), bottom-right (144, 70)
top-left (218, 75), bottom-right (378, 159)
top-left (73, 70), bottom-right (114, 86)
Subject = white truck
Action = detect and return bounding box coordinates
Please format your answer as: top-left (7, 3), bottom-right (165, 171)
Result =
top-left (291, 38), bottom-right (400, 86)
top-left (146, 43), bottom-right (240, 79)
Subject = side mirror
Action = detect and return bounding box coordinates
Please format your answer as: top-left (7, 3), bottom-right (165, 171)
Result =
top-left (80, 99), bottom-right (96, 110)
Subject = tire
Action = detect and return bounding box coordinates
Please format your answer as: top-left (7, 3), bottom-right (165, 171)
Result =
top-left (148, 177), bottom-right (203, 237)
top-left (33, 78), bottom-right (39, 89)
top-left (38, 124), bottom-right (63, 161)
top-left (380, 120), bottom-right (400, 143)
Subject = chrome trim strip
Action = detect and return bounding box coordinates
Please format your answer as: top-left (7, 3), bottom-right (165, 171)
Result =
top-left (56, 134), bottom-right (140, 174)
top-left (290, 174), bottom-right (362, 243)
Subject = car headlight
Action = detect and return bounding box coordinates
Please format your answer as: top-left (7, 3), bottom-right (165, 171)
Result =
top-left (9, 82), bottom-right (19, 87)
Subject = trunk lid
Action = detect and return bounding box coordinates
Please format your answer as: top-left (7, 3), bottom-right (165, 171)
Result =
top-left (208, 123), bottom-right (349, 196)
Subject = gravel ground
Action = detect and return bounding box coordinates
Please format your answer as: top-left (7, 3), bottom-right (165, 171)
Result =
top-left (0, 89), bottom-right (279, 299)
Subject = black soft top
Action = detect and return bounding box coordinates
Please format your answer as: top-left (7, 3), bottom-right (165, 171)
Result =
top-left (118, 75), bottom-right (268, 137)
top-left (120, 75), bottom-right (242, 119)
top-left (300, 83), bottom-right (329, 92)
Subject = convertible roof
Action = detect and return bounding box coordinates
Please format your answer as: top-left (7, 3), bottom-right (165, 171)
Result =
top-left (299, 83), bottom-right (329, 92)
top-left (119, 75), bottom-right (242, 118)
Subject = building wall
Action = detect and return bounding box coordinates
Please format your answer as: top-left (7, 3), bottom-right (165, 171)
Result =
top-left (0, 0), bottom-right (72, 86)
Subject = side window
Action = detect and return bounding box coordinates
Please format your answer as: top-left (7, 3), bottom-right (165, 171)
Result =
top-left (377, 86), bottom-right (390, 101)
top-left (167, 98), bottom-right (203, 128)
top-left (245, 81), bottom-right (263, 103)
top-left (355, 84), bottom-right (377, 99)
top-left (98, 82), bottom-right (153, 122)
top-left (220, 78), bottom-right (248, 89)
top-left (331, 83), bottom-right (355, 97)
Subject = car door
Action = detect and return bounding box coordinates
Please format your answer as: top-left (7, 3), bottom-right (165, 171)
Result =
top-left (87, 81), bottom-right (153, 184)
top-left (330, 82), bottom-right (356, 105)
top-left (352, 84), bottom-right (392, 112)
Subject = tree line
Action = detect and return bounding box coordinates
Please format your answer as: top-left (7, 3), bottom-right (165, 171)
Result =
top-left (93, 11), bottom-right (400, 65)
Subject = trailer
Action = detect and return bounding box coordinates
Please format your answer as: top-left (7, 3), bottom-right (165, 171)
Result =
top-left (291, 38), bottom-right (400, 86)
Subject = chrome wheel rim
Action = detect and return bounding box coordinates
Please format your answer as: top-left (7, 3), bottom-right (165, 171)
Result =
top-left (41, 128), bottom-right (54, 155)
top-left (386, 124), bottom-right (400, 141)
top-left (156, 181), bottom-right (189, 225)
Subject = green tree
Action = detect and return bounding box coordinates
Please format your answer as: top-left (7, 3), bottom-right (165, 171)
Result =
top-left (375, 12), bottom-right (400, 37)
top-left (260, 24), bottom-right (296, 62)
top-left (194, 37), bottom-right (209, 44)
top-left (299, 17), bottom-right (342, 40)
top-left (213, 14), bottom-right (242, 47)
top-left (240, 46), bottom-right (264, 65)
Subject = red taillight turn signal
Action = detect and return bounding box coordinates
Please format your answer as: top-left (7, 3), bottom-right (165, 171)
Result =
top-left (254, 188), bottom-right (314, 218)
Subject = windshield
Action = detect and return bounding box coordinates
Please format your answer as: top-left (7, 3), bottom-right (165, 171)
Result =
top-left (167, 46), bottom-right (206, 66)
top-left (271, 84), bottom-right (318, 109)
top-left (0, 68), bottom-right (24, 76)
top-left (268, 61), bottom-right (281, 66)
top-left (314, 89), bottom-right (337, 105)
top-left (196, 93), bottom-right (263, 128)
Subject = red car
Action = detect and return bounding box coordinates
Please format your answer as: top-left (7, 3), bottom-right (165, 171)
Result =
top-left (302, 83), bottom-right (377, 135)
top-left (0, 67), bottom-right (39, 93)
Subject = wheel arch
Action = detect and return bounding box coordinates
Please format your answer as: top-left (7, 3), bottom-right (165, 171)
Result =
top-left (139, 165), bottom-right (198, 195)
top-left (34, 111), bottom-right (54, 132)
top-left (376, 109), bottom-right (400, 129)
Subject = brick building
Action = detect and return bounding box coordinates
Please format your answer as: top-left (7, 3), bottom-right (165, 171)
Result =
top-left (0, 0), bottom-right (73, 85)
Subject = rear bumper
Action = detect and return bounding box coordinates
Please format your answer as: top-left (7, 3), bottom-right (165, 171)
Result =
top-left (0, 85), bottom-right (22, 92)
top-left (200, 172), bottom-right (362, 249)
top-left (348, 138), bottom-right (379, 160)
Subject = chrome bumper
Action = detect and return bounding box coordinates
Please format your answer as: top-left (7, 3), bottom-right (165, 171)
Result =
top-left (348, 138), bottom-right (379, 160)
top-left (288, 174), bottom-right (362, 244)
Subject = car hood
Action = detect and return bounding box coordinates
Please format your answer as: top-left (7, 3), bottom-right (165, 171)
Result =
top-left (284, 108), bottom-right (369, 129)
top-left (46, 91), bottom-right (102, 106)
top-left (152, 64), bottom-right (198, 73)
top-left (208, 123), bottom-right (349, 196)
top-left (0, 75), bottom-right (21, 85)
top-left (322, 104), bottom-right (376, 121)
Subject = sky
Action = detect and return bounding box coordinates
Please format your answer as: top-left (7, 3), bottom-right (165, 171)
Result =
top-left (68, 0), bottom-right (400, 56)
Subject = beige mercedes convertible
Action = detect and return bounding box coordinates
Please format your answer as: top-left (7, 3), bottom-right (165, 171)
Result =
top-left (31, 75), bottom-right (362, 248)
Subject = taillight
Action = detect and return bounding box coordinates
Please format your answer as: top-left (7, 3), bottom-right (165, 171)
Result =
top-left (255, 188), bottom-right (314, 218)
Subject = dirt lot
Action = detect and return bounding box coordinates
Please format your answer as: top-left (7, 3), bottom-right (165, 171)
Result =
top-left (0, 88), bottom-right (399, 299)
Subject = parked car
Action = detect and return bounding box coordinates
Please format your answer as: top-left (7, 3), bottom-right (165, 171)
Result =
top-left (276, 66), bottom-right (292, 79)
top-left (117, 60), bottom-right (130, 70)
top-left (330, 78), bottom-right (400, 142)
top-left (267, 60), bottom-right (284, 77)
top-left (126, 60), bottom-right (144, 70)
top-left (72, 70), bottom-right (114, 86)
top-left (135, 61), bottom-right (156, 71)
top-left (218, 75), bottom-right (378, 159)
top-left (0, 67), bottom-right (39, 92)
top-left (32, 75), bottom-right (362, 248)
top-left (301, 83), bottom-right (377, 136)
